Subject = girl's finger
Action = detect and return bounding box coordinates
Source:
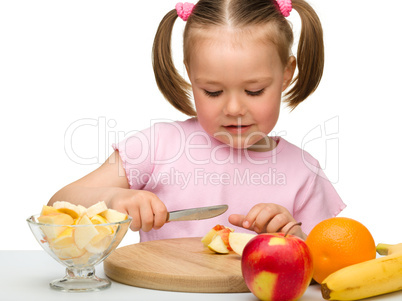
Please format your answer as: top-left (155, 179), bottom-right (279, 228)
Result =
top-left (243, 204), bottom-right (266, 230)
top-left (264, 213), bottom-right (289, 233)
top-left (129, 209), bottom-right (141, 232)
top-left (253, 205), bottom-right (280, 233)
top-left (152, 199), bottom-right (168, 230)
top-left (139, 203), bottom-right (155, 232)
top-left (228, 214), bottom-right (246, 227)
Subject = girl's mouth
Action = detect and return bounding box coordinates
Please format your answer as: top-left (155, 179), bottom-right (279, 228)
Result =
top-left (224, 124), bottom-right (251, 134)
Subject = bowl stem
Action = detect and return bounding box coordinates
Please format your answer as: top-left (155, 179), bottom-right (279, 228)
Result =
top-left (50, 267), bottom-right (111, 292)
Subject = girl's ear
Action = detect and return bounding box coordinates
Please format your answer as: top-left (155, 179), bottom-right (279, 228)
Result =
top-left (282, 56), bottom-right (296, 92)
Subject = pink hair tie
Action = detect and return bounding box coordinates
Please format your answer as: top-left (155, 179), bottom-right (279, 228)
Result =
top-left (276, 0), bottom-right (292, 17)
top-left (176, 2), bottom-right (195, 21)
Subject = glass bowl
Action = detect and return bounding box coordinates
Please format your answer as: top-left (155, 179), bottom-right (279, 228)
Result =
top-left (27, 214), bottom-right (132, 292)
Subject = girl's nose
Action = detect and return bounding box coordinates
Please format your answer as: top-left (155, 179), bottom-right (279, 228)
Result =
top-left (223, 95), bottom-right (246, 116)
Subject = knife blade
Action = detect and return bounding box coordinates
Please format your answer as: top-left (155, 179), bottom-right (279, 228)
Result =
top-left (166, 205), bottom-right (228, 222)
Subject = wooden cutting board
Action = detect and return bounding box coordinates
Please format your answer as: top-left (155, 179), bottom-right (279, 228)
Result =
top-left (103, 237), bottom-right (249, 293)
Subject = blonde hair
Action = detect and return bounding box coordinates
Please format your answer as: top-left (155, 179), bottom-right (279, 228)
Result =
top-left (152, 0), bottom-right (324, 116)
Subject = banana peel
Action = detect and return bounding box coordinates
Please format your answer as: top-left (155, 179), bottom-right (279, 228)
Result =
top-left (376, 243), bottom-right (402, 255)
top-left (321, 243), bottom-right (402, 300)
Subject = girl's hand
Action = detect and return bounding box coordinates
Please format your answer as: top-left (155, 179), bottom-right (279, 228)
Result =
top-left (228, 203), bottom-right (307, 240)
top-left (108, 189), bottom-right (167, 232)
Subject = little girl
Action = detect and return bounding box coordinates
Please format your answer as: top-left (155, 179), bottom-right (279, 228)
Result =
top-left (49, 0), bottom-right (345, 241)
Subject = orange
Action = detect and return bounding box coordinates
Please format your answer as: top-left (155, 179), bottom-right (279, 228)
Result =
top-left (305, 217), bottom-right (376, 284)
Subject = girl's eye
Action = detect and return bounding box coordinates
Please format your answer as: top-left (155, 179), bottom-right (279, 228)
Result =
top-left (246, 89), bottom-right (265, 96)
top-left (204, 90), bottom-right (223, 97)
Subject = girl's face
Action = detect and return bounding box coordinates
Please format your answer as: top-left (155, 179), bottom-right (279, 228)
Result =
top-left (186, 27), bottom-right (295, 151)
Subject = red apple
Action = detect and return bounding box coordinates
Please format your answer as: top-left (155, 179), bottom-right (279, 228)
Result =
top-left (241, 231), bottom-right (313, 301)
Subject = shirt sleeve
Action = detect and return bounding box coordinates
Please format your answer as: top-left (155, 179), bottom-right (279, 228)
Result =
top-left (293, 164), bottom-right (346, 235)
top-left (112, 126), bottom-right (155, 189)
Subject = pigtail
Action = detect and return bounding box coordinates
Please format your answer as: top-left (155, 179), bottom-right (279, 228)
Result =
top-left (152, 10), bottom-right (196, 116)
top-left (285, 0), bottom-right (324, 108)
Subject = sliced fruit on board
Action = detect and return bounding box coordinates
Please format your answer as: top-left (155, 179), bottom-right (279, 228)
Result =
top-left (201, 225), bottom-right (226, 247)
top-left (217, 228), bottom-right (234, 251)
top-left (229, 232), bottom-right (257, 256)
top-left (208, 234), bottom-right (230, 254)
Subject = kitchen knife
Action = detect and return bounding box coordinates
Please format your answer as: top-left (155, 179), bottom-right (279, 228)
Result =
top-left (166, 205), bottom-right (228, 222)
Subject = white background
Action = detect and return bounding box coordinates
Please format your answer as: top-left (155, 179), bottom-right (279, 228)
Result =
top-left (1, 0), bottom-right (401, 250)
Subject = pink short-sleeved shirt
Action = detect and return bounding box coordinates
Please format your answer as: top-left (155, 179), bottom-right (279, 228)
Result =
top-left (113, 118), bottom-right (346, 241)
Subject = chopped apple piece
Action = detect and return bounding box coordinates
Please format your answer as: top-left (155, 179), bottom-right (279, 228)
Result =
top-left (201, 225), bottom-right (230, 247)
top-left (91, 226), bottom-right (113, 243)
top-left (71, 251), bottom-right (91, 265)
top-left (40, 205), bottom-right (59, 216)
top-left (90, 215), bottom-right (114, 244)
top-left (77, 205), bottom-right (87, 215)
top-left (217, 228), bottom-right (234, 251)
top-left (86, 201), bottom-right (108, 218)
top-left (213, 225), bottom-right (226, 231)
top-left (208, 235), bottom-right (230, 254)
top-left (228, 232), bottom-right (257, 256)
top-left (100, 208), bottom-right (127, 223)
top-left (51, 227), bottom-right (75, 249)
top-left (202, 228), bottom-right (218, 247)
top-left (90, 214), bottom-right (108, 224)
top-left (52, 243), bottom-right (87, 259)
top-left (84, 215), bottom-right (114, 253)
top-left (53, 201), bottom-right (82, 219)
top-left (85, 235), bottom-right (112, 254)
top-left (74, 215), bottom-right (99, 249)
top-left (56, 208), bottom-right (80, 220)
top-left (38, 212), bottom-right (74, 240)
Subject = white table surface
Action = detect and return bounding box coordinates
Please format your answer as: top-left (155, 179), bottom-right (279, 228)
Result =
top-left (1, 250), bottom-right (401, 301)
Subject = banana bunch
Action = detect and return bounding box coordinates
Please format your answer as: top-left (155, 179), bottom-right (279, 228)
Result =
top-left (321, 243), bottom-right (402, 300)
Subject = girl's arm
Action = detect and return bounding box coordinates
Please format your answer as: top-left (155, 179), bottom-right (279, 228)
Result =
top-left (48, 151), bottom-right (167, 232)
